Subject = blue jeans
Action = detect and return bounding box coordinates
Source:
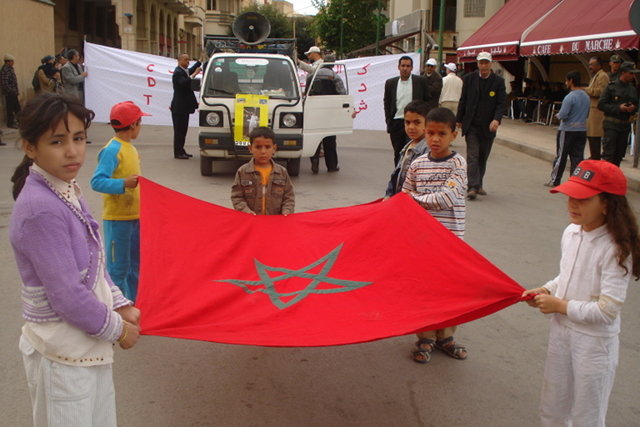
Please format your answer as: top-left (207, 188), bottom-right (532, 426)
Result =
top-left (103, 220), bottom-right (139, 301)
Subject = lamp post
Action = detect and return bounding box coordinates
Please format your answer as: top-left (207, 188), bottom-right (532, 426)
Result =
top-left (375, 0), bottom-right (381, 55)
top-left (437, 0), bottom-right (445, 67)
top-left (339, 0), bottom-right (344, 57)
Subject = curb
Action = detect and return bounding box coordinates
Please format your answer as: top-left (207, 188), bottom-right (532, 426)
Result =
top-left (495, 136), bottom-right (640, 193)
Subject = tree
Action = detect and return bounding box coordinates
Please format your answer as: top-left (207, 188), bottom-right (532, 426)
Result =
top-left (311, 0), bottom-right (388, 57)
top-left (293, 16), bottom-right (315, 60)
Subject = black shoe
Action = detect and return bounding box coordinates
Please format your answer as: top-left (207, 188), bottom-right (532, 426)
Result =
top-left (327, 167), bottom-right (340, 172)
top-left (310, 157), bottom-right (319, 174)
top-left (184, 152), bottom-right (193, 158)
top-left (174, 154), bottom-right (190, 159)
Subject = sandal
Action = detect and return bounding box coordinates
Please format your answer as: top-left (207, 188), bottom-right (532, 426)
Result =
top-left (412, 338), bottom-right (435, 364)
top-left (435, 336), bottom-right (468, 360)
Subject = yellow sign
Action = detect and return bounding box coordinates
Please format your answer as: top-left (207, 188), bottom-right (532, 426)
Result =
top-left (234, 94), bottom-right (269, 145)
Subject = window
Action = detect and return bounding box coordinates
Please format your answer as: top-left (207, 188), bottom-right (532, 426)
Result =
top-left (205, 57), bottom-right (299, 100)
top-left (206, 0), bottom-right (217, 10)
top-left (464, 0), bottom-right (485, 18)
top-left (432, 0), bottom-right (457, 32)
top-left (69, 0), bottom-right (78, 31)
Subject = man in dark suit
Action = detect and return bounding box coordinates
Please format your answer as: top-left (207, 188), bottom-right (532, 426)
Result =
top-left (171, 53), bottom-right (201, 159)
top-left (383, 56), bottom-right (430, 164)
top-left (456, 51), bottom-right (506, 200)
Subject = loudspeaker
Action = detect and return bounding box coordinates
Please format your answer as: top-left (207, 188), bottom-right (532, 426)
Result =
top-left (232, 12), bottom-right (271, 45)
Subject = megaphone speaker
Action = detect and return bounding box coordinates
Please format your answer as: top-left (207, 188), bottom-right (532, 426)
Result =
top-left (233, 12), bottom-right (271, 45)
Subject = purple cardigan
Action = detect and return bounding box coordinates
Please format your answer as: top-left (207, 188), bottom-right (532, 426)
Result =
top-left (10, 171), bottom-right (130, 341)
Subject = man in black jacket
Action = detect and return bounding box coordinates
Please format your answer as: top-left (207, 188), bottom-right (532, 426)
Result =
top-left (423, 58), bottom-right (442, 111)
top-left (598, 61), bottom-right (639, 166)
top-left (383, 56), bottom-right (430, 164)
top-left (171, 53), bottom-right (201, 159)
top-left (456, 52), bottom-right (506, 200)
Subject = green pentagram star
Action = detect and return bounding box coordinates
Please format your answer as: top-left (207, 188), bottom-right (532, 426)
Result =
top-left (214, 243), bottom-right (373, 309)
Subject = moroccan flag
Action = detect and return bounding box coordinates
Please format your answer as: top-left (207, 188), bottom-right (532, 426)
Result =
top-left (136, 178), bottom-right (525, 347)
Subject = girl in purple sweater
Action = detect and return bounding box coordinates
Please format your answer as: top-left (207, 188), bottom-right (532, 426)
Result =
top-left (9, 93), bottom-right (141, 426)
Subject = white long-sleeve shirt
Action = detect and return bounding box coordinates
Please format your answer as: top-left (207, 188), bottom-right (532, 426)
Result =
top-left (439, 72), bottom-right (463, 104)
top-left (298, 59), bottom-right (323, 74)
top-left (543, 223), bottom-right (631, 337)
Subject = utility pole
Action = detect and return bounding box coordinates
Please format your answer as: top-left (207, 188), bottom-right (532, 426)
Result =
top-left (375, 0), bottom-right (381, 55)
top-left (437, 0), bottom-right (445, 67)
top-left (339, 0), bottom-right (344, 57)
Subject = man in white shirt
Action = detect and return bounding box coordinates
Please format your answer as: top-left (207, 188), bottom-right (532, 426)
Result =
top-left (439, 63), bottom-right (463, 114)
top-left (383, 56), bottom-right (430, 164)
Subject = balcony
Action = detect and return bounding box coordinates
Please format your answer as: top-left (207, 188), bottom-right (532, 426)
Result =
top-left (184, 4), bottom-right (205, 28)
top-left (163, 0), bottom-right (192, 14)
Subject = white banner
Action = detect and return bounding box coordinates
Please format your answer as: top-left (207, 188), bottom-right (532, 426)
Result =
top-left (84, 42), bottom-right (418, 131)
top-left (336, 52), bottom-right (420, 131)
top-left (84, 42), bottom-right (200, 127)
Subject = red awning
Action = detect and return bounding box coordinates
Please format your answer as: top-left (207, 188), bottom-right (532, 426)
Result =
top-left (457, 0), bottom-right (563, 62)
top-left (520, 0), bottom-right (640, 56)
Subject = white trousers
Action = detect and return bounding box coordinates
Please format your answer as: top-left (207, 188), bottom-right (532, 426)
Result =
top-left (19, 335), bottom-right (117, 427)
top-left (539, 318), bottom-right (618, 427)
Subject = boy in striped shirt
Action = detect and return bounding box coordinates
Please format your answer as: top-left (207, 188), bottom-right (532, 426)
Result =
top-left (402, 107), bottom-right (469, 364)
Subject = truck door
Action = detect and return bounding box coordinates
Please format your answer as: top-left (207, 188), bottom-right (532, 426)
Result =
top-left (302, 63), bottom-right (353, 157)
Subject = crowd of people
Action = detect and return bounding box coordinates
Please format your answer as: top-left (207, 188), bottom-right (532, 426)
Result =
top-left (543, 55), bottom-right (638, 190)
top-left (1, 48), bottom-right (88, 129)
top-left (508, 78), bottom-right (569, 123)
top-left (384, 52), bottom-right (505, 201)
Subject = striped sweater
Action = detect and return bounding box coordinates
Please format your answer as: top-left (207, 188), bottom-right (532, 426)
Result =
top-left (402, 151), bottom-right (467, 239)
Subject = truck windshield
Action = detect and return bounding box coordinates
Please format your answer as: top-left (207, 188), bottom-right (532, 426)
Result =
top-left (204, 56), bottom-right (299, 100)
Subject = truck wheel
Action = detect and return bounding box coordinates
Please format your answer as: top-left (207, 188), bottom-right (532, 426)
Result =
top-left (287, 158), bottom-right (301, 176)
top-left (200, 156), bottom-right (214, 176)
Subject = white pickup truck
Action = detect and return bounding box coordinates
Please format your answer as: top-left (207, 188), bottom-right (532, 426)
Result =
top-left (197, 53), bottom-right (353, 176)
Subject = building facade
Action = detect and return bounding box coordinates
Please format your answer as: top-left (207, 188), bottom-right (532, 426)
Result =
top-left (0, 0), bottom-right (210, 125)
top-left (101, 0), bottom-right (205, 58)
top-left (384, 0), bottom-right (506, 67)
top-left (204, 0), bottom-right (247, 36)
top-left (1, 0), bottom-right (56, 127)
top-left (272, 0), bottom-right (294, 17)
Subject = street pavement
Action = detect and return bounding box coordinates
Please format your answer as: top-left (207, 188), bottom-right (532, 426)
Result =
top-left (0, 122), bottom-right (639, 427)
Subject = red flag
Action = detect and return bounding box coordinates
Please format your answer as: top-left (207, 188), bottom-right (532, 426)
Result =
top-left (136, 178), bottom-right (525, 347)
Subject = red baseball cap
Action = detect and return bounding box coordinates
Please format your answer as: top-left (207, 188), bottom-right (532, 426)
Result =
top-left (550, 160), bottom-right (627, 198)
top-left (110, 101), bottom-right (151, 128)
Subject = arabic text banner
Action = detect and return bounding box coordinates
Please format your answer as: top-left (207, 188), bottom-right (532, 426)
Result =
top-left (338, 53), bottom-right (420, 131)
top-left (136, 178), bottom-right (526, 347)
top-left (84, 41), bottom-right (416, 131)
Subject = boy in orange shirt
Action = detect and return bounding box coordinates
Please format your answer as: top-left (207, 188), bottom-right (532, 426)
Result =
top-left (231, 127), bottom-right (295, 215)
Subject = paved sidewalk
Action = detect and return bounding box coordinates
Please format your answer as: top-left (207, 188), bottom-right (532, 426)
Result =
top-left (496, 118), bottom-right (640, 192)
top-left (0, 126), bottom-right (16, 146)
